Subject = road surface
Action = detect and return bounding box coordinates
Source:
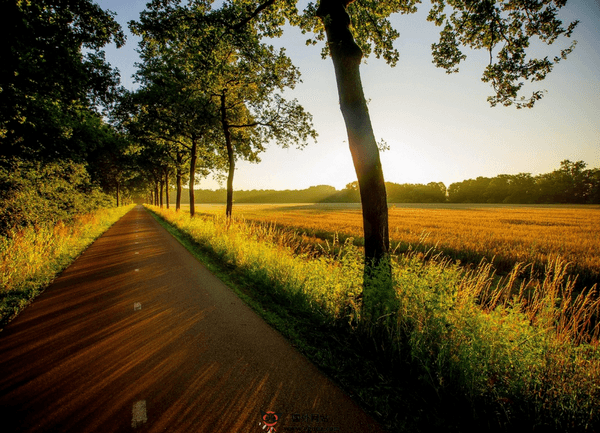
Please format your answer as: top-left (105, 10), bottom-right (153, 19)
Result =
top-left (0, 205), bottom-right (386, 432)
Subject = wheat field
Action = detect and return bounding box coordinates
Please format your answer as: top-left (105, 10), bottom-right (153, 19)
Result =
top-left (183, 202), bottom-right (600, 286)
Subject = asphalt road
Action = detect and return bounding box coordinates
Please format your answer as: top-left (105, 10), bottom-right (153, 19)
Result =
top-left (0, 205), bottom-right (386, 433)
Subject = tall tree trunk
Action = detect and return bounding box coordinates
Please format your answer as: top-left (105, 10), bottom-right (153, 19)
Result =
top-left (221, 91), bottom-right (235, 219)
top-left (116, 181), bottom-right (120, 207)
top-left (165, 168), bottom-right (170, 209)
top-left (317, 0), bottom-right (395, 320)
top-left (159, 178), bottom-right (164, 208)
top-left (189, 136), bottom-right (198, 217)
top-left (154, 183), bottom-right (159, 206)
top-left (176, 149), bottom-right (183, 211)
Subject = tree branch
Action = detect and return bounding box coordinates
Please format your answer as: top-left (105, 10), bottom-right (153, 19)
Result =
top-left (231, 0), bottom-right (277, 31)
top-left (228, 122), bottom-right (263, 129)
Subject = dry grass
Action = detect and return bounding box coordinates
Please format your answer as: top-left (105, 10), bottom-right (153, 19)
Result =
top-left (186, 203), bottom-right (600, 287)
top-left (0, 205), bottom-right (134, 328)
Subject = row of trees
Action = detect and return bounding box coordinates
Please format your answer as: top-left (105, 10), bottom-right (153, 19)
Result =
top-left (157, 160), bottom-right (598, 205)
top-left (119, 1), bottom-right (317, 218)
top-left (0, 0), bottom-right (137, 233)
top-left (3, 0), bottom-right (580, 317)
top-left (171, 181), bottom-right (447, 204)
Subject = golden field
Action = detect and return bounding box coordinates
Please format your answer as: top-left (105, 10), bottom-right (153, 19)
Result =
top-left (186, 203), bottom-right (600, 287)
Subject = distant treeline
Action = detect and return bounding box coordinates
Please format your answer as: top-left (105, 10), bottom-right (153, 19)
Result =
top-left (172, 160), bottom-right (599, 204)
top-left (447, 160), bottom-right (600, 204)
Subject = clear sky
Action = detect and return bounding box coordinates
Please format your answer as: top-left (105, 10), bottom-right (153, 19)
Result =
top-left (98, 0), bottom-right (600, 191)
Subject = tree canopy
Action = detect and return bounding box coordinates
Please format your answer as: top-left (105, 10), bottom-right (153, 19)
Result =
top-left (128, 0), bottom-right (316, 216)
top-left (217, 0), bottom-right (577, 109)
top-left (0, 0), bottom-right (132, 225)
top-left (1, 0), bottom-right (125, 160)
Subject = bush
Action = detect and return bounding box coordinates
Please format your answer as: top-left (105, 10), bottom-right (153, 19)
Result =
top-left (0, 157), bottom-right (112, 235)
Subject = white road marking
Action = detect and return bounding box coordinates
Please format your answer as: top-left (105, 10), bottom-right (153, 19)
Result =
top-left (134, 302), bottom-right (142, 311)
top-left (132, 400), bottom-right (147, 428)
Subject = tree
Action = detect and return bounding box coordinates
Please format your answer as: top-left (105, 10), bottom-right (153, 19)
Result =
top-left (1, 0), bottom-right (125, 160)
top-left (132, 2), bottom-right (316, 218)
top-left (210, 25), bottom-right (317, 218)
top-left (153, 0), bottom-right (576, 319)
top-left (313, 1), bottom-right (395, 319)
top-left (537, 159), bottom-right (592, 203)
top-left (217, 0), bottom-right (578, 319)
top-left (84, 119), bottom-right (136, 207)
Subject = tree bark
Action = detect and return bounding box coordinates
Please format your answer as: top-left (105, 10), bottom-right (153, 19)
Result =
top-left (154, 183), bottom-right (159, 206)
top-left (176, 149), bottom-right (183, 211)
top-left (116, 181), bottom-right (120, 207)
top-left (221, 91), bottom-right (235, 219)
top-left (317, 0), bottom-right (395, 320)
top-left (165, 168), bottom-right (170, 209)
top-left (189, 136), bottom-right (198, 217)
top-left (159, 178), bottom-right (164, 208)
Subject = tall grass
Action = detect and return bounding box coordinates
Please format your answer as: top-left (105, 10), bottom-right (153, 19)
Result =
top-left (191, 203), bottom-right (600, 288)
top-left (0, 205), bottom-right (134, 329)
top-left (391, 256), bottom-right (600, 430)
top-left (150, 206), bottom-right (600, 432)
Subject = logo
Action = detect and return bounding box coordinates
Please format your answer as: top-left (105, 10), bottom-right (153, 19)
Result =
top-left (259, 411), bottom-right (281, 432)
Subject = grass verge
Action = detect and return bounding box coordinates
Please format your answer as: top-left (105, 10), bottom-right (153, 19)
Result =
top-left (191, 203), bottom-right (600, 290)
top-left (0, 205), bottom-right (135, 330)
top-left (148, 206), bottom-right (600, 433)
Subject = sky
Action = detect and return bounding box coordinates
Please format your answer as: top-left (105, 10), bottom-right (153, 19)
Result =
top-left (97, 0), bottom-right (600, 191)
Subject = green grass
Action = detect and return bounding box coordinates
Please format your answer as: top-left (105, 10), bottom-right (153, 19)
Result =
top-left (0, 205), bottom-right (134, 330)
top-left (148, 205), bottom-right (600, 432)
top-left (188, 203), bottom-right (600, 291)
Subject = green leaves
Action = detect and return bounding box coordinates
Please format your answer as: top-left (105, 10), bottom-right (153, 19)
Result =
top-left (1, 0), bottom-right (125, 158)
top-left (227, 1), bottom-right (576, 109)
top-left (0, 157), bottom-right (112, 235)
top-left (428, 0), bottom-right (578, 108)
top-left (432, 24), bottom-right (467, 73)
top-left (129, 0), bottom-right (317, 165)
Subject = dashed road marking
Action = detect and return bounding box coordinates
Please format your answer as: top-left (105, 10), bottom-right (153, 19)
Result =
top-left (132, 400), bottom-right (147, 428)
